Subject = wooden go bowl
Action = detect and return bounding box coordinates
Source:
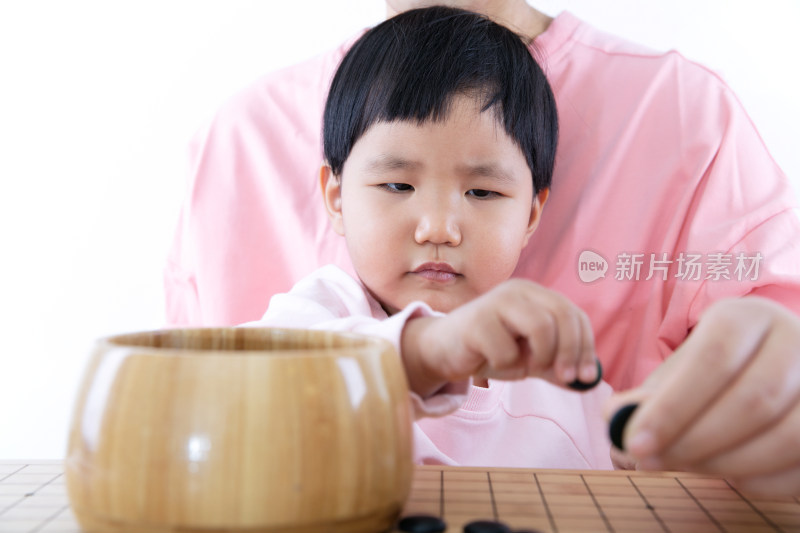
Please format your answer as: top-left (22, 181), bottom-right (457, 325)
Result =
top-left (65, 327), bottom-right (413, 532)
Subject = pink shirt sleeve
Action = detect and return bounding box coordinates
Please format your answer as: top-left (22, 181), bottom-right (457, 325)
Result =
top-left (240, 265), bottom-right (470, 418)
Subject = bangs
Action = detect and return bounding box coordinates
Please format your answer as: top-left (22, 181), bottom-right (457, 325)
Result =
top-left (323, 6), bottom-right (558, 193)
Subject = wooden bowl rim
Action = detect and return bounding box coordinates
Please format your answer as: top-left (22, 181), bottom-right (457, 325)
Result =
top-left (96, 327), bottom-right (395, 357)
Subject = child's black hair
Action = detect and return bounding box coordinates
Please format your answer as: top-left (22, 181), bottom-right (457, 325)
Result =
top-left (322, 5), bottom-right (558, 193)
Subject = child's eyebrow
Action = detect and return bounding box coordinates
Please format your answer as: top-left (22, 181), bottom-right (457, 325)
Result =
top-left (458, 163), bottom-right (518, 184)
top-left (365, 155), bottom-right (422, 173)
top-left (364, 157), bottom-right (519, 185)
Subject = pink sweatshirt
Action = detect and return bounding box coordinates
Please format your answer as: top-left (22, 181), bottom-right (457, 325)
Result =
top-left (243, 265), bottom-right (615, 469)
top-left (165, 11), bottom-right (800, 393)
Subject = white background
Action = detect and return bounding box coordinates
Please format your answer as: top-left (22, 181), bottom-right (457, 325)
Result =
top-left (1, 1), bottom-right (798, 459)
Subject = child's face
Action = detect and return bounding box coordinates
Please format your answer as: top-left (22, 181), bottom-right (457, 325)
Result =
top-left (322, 95), bottom-right (548, 314)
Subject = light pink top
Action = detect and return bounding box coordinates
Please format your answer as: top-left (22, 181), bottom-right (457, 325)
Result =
top-left (165, 11), bottom-right (800, 393)
top-left (243, 265), bottom-right (614, 469)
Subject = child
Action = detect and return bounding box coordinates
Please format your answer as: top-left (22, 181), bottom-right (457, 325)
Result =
top-left (245, 6), bottom-right (612, 469)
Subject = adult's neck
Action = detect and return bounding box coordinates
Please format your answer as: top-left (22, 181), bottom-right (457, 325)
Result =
top-left (385, 1), bottom-right (553, 43)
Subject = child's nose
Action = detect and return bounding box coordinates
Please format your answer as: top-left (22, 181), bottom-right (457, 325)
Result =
top-left (414, 203), bottom-right (462, 246)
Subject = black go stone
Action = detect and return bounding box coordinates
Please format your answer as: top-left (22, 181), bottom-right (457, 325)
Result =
top-left (567, 359), bottom-right (604, 391)
top-left (463, 520), bottom-right (512, 533)
top-left (397, 514), bottom-right (447, 532)
top-left (609, 403), bottom-right (639, 450)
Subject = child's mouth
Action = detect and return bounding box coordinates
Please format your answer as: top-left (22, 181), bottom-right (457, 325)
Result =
top-left (412, 263), bottom-right (459, 283)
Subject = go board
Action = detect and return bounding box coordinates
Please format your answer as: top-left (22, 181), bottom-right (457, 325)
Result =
top-left (3, 461), bottom-right (800, 532)
top-left (0, 462), bottom-right (75, 533)
top-left (399, 465), bottom-right (800, 532)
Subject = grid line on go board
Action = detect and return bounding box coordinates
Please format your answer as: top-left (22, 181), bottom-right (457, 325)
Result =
top-left (404, 468), bottom-right (800, 533)
top-left (5, 462), bottom-right (800, 533)
top-left (0, 462), bottom-right (80, 533)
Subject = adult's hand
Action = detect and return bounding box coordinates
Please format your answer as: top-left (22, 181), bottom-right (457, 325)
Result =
top-left (606, 296), bottom-right (800, 496)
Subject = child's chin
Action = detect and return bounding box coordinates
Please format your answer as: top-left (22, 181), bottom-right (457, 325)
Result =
top-left (422, 295), bottom-right (466, 314)
top-left (379, 289), bottom-right (469, 315)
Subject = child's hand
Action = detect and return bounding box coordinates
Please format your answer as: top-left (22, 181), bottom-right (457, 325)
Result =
top-left (401, 278), bottom-right (599, 398)
top-left (605, 296), bottom-right (800, 496)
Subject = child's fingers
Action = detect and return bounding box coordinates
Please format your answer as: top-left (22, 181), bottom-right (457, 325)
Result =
top-left (494, 293), bottom-right (557, 375)
top-left (576, 308), bottom-right (598, 383)
top-left (499, 288), bottom-right (596, 384)
top-left (549, 301), bottom-right (585, 383)
top-left (467, 311), bottom-right (524, 373)
top-left (465, 281), bottom-right (599, 384)
top-left (510, 290), bottom-right (582, 380)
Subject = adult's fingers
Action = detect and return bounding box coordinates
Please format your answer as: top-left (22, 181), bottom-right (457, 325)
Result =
top-left (730, 464), bottom-right (800, 498)
top-left (691, 394), bottom-right (800, 478)
top-left (655, 317), bottom-right (800, 467)
top-left (619, 299), bottom-right (774, 458)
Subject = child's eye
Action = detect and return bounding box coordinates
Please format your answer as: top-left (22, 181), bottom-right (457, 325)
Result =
top-left (379, 183), bottom-right (414, 193)
top-left (467, 189), bottom-right (500, 199)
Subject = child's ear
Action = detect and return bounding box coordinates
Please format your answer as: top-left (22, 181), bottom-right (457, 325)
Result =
top-left (320, 164), bottom-right (345, 236)
top-left (523, 188), bottom-right (550, 246)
